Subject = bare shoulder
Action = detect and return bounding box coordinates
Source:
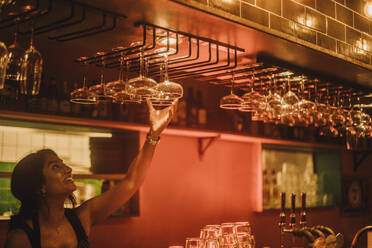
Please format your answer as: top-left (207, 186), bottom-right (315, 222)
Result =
top-left (5, 229), bottom-right (32, 248)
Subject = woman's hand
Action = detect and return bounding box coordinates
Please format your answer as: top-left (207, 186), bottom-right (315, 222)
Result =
top-left (147, 99), bottom-right (178, 139)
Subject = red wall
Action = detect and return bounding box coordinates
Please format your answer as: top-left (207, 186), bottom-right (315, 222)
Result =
top-left (0, 133), bottom-right (371, 248)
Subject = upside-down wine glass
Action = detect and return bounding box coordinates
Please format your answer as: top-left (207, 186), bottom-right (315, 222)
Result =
top-left (309, 79), bottom-right (323, 128)
top-left (88, 52), bottom-right (114, 102)
top-left (152, 47), bottom-right (183, 107)
top-left (264, 74), bottom-right (282, 123)
top-left (0, 40), bottom-right (9, 89)
top-left (113, 57), bottom-right (142, 104)
top-left (105, 47), bottom-right (128, 97)
top-left (6, 22), bottom-right (25, 94)
top-left (281, 76), bottom-right (299, 127)
top-left (20, 20), bottom-right (43, 95)
top-left (219, 71), bottom-right (243, 109)
top-left (239, 72), bottom-right (265, 113)
top-left (294, 78), bottom-right (315, 127)
top-left (127, 43), bottom-right (157, 100)
top-left (70, 57), bottom-right (96, 104)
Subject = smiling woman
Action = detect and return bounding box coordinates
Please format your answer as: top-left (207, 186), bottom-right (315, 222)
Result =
top-left (4, 99), bottom-right (177, 248)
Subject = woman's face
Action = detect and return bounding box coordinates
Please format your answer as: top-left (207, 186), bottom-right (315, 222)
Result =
top-left (42, 153), bottom-right (77, 197)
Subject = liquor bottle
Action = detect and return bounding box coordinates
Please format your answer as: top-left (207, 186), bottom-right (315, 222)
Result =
top-left (176, 98), bottom-right (187, 126)
top-left (71, 81), bottom-right (81, 117)
top-left (186, 88), bottom-right (198, 127)
top-left (270, 169), bottom-right (279, 208)
top-left (46, 76), bottom-right (59, 114)
top-left (39, 76), bottom-right (48, 114)
top-left (196, 90), bottom-right (207, 128)
top-left (263, 169), bottom-right (270, 208)
top-left (59, 80), bottom-right (71, 115)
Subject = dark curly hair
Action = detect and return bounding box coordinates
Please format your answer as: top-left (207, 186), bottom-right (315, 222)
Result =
top-left (10, 149), bottom-right (76, 223)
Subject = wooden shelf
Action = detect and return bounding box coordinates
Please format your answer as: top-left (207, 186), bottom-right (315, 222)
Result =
top-left (0, 172), bottom-right (125, 180)
top-left (0, 110), bottom-right (344, 150)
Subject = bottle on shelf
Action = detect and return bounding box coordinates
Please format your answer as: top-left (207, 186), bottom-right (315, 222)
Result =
top-left (46, 76), bottom-right (59, 114)
top-left (59, 80), bottom-right (71, 115)
top-left (196, 90), bottom-right (207, 129)
top-left (176, 98), bottom-right (187, 126)
top-left (270, 168), bottom-right (279, 208)
top-left (186, 88), bottom-right (198, 128)
top-left (263, 169), bottom-right (270, 208)
top-left (71, 81), bottom-right (82, 117)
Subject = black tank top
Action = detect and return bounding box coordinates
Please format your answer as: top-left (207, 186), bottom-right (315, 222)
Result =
top-left (9, 208), bottom-right (89, 248)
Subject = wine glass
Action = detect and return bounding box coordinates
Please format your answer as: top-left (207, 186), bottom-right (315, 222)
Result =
top-left (5, 23), bottom-right (25, 93)
top-left (20, 21), bottom-right (43, 95)
top-left (0, 41), bottom-right (9, 89)
top-left (264, 75), bottom-right (282, 123)
top-left (105, 47), bottom-right (128, 97)
top-left (113, 57), bottom-right (141, 104)
top-left (127, 43), bottom-right (157, 100)
top-left (281, 76), bottom-right (299, 127)
top-left (152, 47), bottom-right (183, 106)
top-left (309, 79), bottom-right (323, 128)
top-left (329, 87), bottom-right (346, 136)
top-left (185, 237), bottom-right (203, 248)
top-left (219, 71), bottom-right (243, 109)
top-left (239, 72), bottom-right (265, 113)
top-left (70, 57), bottom-right (96, 104)
top-left (88, 52), bottom-right (114, 102)
top-left (293, 78), bottom-right (316, 127)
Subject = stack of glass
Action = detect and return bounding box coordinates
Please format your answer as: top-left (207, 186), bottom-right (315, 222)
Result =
top-left (185, 221), bottom-right (255, 248)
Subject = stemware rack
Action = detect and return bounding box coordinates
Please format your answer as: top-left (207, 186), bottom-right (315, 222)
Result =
top-left (1, 0), bottom-right (372, 151)
top-left (0, 0), bottom-right (125, 41)
top-left (1, 0), bottom-right (371, 101)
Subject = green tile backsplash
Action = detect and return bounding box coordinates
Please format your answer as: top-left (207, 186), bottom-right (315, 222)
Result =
top-left (172, 0), bottom-right (372, 68)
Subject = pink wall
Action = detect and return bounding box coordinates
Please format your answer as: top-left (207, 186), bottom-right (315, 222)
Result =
top-left (90, 133), bottom-right (262, 248)
top-left (0, 133), bottom-right (371, 248)
top-left (88, 133), bottom-right (372, 248)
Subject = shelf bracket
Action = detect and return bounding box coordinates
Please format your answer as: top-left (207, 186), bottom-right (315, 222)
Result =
top-left (353, 151), bottom-right (371, 172)
top-left (198, 135), bottom-right (220, 159)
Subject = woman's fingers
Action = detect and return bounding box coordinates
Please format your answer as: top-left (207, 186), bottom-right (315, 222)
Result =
top-left (146, 99), bottom-right (155, 113)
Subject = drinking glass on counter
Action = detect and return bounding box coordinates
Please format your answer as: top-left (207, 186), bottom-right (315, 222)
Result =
top-left (219, 223), bottom-right (238, 247)
top-left (200, 225), bottom-right (220, 248)
top-left (185, 237), bottom-right (203, 248)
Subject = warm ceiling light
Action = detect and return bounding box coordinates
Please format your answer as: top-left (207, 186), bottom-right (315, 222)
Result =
top-left (156, 32), bottom-right (181, 46)
top-left (364, 1), bottom-right (372, 17)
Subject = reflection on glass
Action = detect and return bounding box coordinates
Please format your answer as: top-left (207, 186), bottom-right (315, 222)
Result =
top-left (152, 47), bottom-right (183, 106)
top-left (20, 22), bottom-right (43, 95)
top-left (0, 41), bottom-right (9, 89)
top-left (6, 27), bottom-right (25, 92)
top-left (70, 57), bottom-right (96, 104)
top-left (127, 44), bottom-right (157, 100)
top-left (219, 72), bottom-right (243, 109)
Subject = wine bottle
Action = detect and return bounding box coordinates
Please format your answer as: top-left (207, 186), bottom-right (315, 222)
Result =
top-left (196, 90), bottom-right (207, 128)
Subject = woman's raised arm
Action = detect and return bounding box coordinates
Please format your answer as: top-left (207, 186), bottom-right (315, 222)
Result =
top-left (77, 99), bottom-right (177, 230)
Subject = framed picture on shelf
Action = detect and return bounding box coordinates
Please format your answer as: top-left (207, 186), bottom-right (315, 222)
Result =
top-left (341, 177), bottom-right (369, 216)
